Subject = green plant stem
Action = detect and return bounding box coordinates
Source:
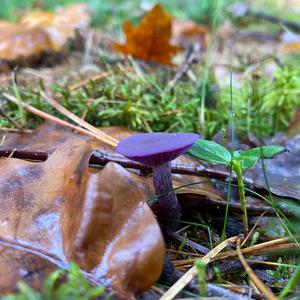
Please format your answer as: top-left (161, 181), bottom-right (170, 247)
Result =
top-left (233, 160), bottom-right (248, 235)
top-left (279, 267), bottom-right (300, 299)
top-left (195, 259), bottom-right (207, 297)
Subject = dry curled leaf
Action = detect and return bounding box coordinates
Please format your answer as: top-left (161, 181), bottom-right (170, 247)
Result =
top-left (0, 139), bottom-right (164, 298)
top-left (0, 4), bottom-right (90, 61)
top-left (114, 4), bottom-right (180, 65)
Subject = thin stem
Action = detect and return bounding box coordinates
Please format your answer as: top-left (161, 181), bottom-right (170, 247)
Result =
top-left (221, 69), bottom-right (235, 241)
top-left (152, 162), bottom-right (181, 228)
top-left (233, 160), bottom-right (248, 235)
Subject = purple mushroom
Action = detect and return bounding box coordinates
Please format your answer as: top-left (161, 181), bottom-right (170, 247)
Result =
top-left (116, 132), bottom-right (198, 229)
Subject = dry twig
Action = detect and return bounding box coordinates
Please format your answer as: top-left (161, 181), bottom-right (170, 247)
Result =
top-left (169, 44), bottom-right (201, 88)
top-left (236, 237), bottom-right (278, 300)
top-left (159, 236), bottom-right (238, 300)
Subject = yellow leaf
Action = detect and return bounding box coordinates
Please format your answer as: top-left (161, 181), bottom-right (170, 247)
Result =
top-left (21, 4), bottom-right (90, 51)
top-left (0, 3), bottom-right (90, 61)
top-left (0, 22), bottom-right (52, 60)
top-left (281, 42), bottom-right (300, 53)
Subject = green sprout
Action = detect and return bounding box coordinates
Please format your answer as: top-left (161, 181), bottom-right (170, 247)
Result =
top-left (195, 259), bottom-right (207, 297)
top-left (188, 139), bottom-right (285, 235)
top-left (3, 263), bottom-right (105, 300)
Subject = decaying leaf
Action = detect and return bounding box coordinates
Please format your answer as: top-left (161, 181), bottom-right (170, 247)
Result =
top-left (244, 134), bottom-right (300, 200)
top-left (20, 4), bottom-right (90, 51)
top-left (0, 139), bottom-right (164, 298)
top-left (0, 22), bottom-right (52, 61)
top-left (0, 244), bottom-right (56, 294)
top-left (172, 19), bottom-right (209, 48)
top-left (114, 4), bottom-right (180, 65)
top-left (0, 4), bottom-right (90, 61)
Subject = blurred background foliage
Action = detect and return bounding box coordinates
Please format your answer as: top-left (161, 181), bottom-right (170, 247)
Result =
top-left (1, 0), bottom-right (299, 27)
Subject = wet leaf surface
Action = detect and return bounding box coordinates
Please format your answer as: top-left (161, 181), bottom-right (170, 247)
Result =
top-left (114, 4), bottom-right (180, 65)
top-left (0, 137), bottom-right (164, 298)
top-left (0, 243), bottom-right (56, 294)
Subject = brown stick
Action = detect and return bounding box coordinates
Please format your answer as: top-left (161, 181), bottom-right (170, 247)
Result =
top-left (0, 146), bottom-right (294, 217)
top-left (169, 44), bottom-right (201, 88)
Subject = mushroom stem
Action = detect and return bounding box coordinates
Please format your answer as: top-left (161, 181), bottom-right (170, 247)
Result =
top-left (152, 162), bottom-right (181, 228)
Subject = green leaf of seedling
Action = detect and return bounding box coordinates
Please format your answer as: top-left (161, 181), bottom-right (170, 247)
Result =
top-left (241, 156), bottom-right (259, 169)
top-left (235, 146), bottom-right (286, 170)
top-left (233, 150), bottom-right (258, 169)
top-left (43, 269), bottom-right (64, 299)
top-left (188, 140), bottom-right (232, 165)
top-left (242, 146), bottom-right (286, 159)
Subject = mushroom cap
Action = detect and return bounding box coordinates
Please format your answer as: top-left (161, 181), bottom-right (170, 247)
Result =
top-left (116, 132), bottom-right (199, 167)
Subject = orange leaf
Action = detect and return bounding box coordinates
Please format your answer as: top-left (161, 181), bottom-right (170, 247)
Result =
top-left (114, 4), bottom-right (181, 65)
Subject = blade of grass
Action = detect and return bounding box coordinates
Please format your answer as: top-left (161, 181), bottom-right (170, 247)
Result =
top-left (3, 93), bottom-right (117, 147)
top-left (199, 0), bottom-right (219, 134)
top-left (278, 266), bottom-right (300, 299)
top-left (40, 91), bottom-right (118, 146)
top-left (221, 70), bottom-right (235, 240)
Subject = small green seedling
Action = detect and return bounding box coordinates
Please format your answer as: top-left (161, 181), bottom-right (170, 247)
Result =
top-left (188, 139), bottom-right (285, 235)
top-left (3, 263), bottom-right (105, 300)
top-left (195, 259), bottom-right (207, 297)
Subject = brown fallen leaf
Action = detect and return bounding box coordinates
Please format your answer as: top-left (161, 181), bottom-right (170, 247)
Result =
top-left (172, 19), bottom-right (209, 48)
top-left (114, 4), bottom-right (181, 65)
top-left (0, 4), bottom-right (90, 61)
top-left (0, 139), bottom-right (164, 298)
top-left (0, 22), bottom-right (52, 61)
top-left (20, 4), bottom-right (90, 51)
top-left (0, 244), bottom-right (56, 294)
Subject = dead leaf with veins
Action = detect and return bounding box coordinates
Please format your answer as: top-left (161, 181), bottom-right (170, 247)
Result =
top-left (0, 139), bottom-right (164, 299)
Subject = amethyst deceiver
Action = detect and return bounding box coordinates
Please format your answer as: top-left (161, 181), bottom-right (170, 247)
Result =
top-left (116, 132), bottom-right (198, 228)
